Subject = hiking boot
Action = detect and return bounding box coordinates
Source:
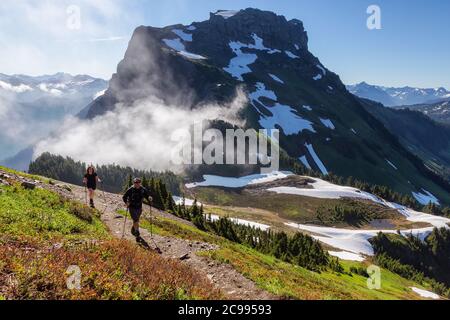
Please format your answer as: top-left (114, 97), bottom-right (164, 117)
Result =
top-left (90, 199), bottom-right (95, 208)
top-left (131, 227), bottom-right (140, 238)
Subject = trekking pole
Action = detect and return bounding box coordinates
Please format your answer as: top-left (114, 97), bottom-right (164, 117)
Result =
top-left (148, 203), bottom-right (162, 253)
top-left (150, 204), bottom-right (153, 238)
top-left (84, 185), bottom-right (88, 206)
top-left (100, 181), bottom-right (107, 215)
top-left (122, 207), bottom-right (129, 239)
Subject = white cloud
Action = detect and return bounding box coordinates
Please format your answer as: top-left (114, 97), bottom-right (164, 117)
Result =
top-left (0, 0), bottom-right (139, 79)
top-left (0, 81), bottom-right (33, 93)
top-left (34, 90), bottom-right (247, 172)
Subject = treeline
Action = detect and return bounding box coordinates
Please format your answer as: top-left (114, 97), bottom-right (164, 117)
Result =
top-left (325, 173), bottom-right (421, 210)
top-left (168, 198), bottom-right (341, 273)
top-left (370, 228), bottom-right (450, 297)
top-left (29, 153), bottom-right (182, 194)
top-left (423, 202), bottom-right (450, 218)
top-left (316, 199), bottom-right (386, 227)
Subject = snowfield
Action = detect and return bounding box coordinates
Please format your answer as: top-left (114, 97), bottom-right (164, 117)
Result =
top-left (271, 177), bottom-right (450, 258)
top-left (286, 222), bottom-right (435, 256)
top-left (223, 34), bottom-right (281, 81)
top-left (186, 171), bottom-right (293, 189)
top-left (328, 251), bottom-right (365, 262)
top-left (209, 214), bottom-right (270, 231)
top-left (186, 171), bottom-right (449, 261)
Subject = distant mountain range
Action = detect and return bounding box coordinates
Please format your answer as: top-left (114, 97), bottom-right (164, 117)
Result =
top-left (347, 82), bottom-right (450, 107)
top-left (393, 100), bottom-right (450, 125)
top-left (0, 73), bottom-right (108, 164)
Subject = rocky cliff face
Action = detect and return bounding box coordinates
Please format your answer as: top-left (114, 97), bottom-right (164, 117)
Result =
top-left (84, 8), bottom-right (450, 204)
top-left (87, 8), bottom-right (338, 118)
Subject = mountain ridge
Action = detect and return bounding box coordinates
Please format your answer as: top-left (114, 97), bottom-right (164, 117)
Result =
top-left (347, 82), bottom-right (450, 107)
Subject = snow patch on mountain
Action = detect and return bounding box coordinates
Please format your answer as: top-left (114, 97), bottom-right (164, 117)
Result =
top-left (259, 104), bottom-right (316, 135)
top-left (250, 82), bottom-right (277, 102)
top-left (186, 171), bottom-right (293, 189)
top-left (316, 64), bottom-right (326, 76)
top-left (93, 89), bottom-right (106, 100)
top-left (268, 178), bottom-right (383, 202)
top-left (162, 38), bottom-right (206, 60)
top-left (305, 143), bottom-right (328, 174)
top-left (269, 74), bottom-right (284, 84)
top-left (313, 74), bottom-right (322, 81)
top-left (214, 10), bottom-right (239, 19)
top-left (172, 29), bottom-right (193, 42)
top-left (328, 251), bottom-right (365, 262)
top-left (412, 189), bottom-right (440, 205)
top-left (385, 159), bottom-right (398, 170)
top-left (299, 156), bottom-right (311, 170)
top-left (285, 51), bottom-right (299, 59)
top-left (319, 118), bottom-right (335, 130)
top-left (249, 83), bottom-right (315, 135)
top-left (223, 34), bottom-right (282, 81)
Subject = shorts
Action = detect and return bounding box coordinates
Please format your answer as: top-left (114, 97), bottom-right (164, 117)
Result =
top-left (87, 184), bottom-right (97, 190)
top-left (129, 207), bottom-right (142, 223)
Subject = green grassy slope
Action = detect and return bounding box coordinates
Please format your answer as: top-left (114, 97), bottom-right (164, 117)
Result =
top-left (136, 210), bottom-right (436, 300)
top-left (0, 175), bottom-right (220, 300)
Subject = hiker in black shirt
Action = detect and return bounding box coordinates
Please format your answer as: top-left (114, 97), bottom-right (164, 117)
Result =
top-left (122, 178), bottom-right (153, 238)
top-left (83, 166), bottom-right (101, 208)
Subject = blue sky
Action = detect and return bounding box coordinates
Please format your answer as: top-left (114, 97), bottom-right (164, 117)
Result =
top-left (0, 0), bottom-right (449, 88)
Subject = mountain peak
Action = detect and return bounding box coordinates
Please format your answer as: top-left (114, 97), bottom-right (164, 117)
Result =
top-left (204, 8), bottom-right (308, 50)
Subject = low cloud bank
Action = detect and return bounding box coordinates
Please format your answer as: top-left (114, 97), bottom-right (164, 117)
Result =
top-left (34, 90), bottom-right (247, 172)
